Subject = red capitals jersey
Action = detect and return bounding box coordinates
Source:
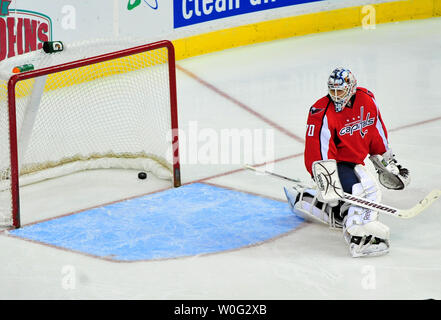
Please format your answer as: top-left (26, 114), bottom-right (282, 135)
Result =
top-left (304, 87), bottom-right (389, 176)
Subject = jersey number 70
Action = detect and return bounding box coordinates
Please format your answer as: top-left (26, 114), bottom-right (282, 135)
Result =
top-left (307, 124), bottom-right (315, 136)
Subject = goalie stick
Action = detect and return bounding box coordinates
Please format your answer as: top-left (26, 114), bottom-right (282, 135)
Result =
top-left (244, 164), bottom-right (441, 219)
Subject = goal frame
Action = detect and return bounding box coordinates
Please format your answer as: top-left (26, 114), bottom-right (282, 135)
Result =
top-left (6, 40), bottom-right (181, 229)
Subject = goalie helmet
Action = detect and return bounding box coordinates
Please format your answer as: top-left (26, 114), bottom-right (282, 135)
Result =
top-left (328, 68), bottom-right (357, 112)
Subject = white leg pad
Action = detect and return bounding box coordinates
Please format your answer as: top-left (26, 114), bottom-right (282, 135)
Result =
top-left (344, 206), bottom-right (390, 240)
top-left (342, 166), bottom-right (390, 257)
top-left (294, 200), bottom-right (330, 226)
top-left (354, 164), bottom-right (382, 203)
top-left (284, 186), bottom-right (342, 229)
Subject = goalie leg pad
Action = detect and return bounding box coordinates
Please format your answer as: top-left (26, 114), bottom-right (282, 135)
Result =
top-left (342, 173), bottom-right (390, 257)
top-left (284, 186), bottom-right (343, 229)
top-left (354, 164), bottom-right (382, 203)
top-left (340, 164), bottom-right (382, 225)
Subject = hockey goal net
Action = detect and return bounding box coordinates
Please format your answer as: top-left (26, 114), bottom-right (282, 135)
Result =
top-left (0, 39), bottom-right (181, 229)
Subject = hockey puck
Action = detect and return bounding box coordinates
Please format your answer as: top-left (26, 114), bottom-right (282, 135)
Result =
top-left (138, 172), bottom-right (147, 180)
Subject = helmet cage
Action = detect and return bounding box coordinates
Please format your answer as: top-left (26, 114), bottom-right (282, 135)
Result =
top-left (328, 69), bottom-right (357, 112)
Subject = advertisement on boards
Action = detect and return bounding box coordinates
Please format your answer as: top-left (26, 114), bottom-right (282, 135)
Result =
top-left (0, 0), bottom-right (52, 61)
top-left (173, 0), bottom-right (324, 28)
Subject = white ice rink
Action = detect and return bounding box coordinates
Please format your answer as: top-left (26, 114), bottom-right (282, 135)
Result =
top-left (1, 17), bottom-right (441, 300)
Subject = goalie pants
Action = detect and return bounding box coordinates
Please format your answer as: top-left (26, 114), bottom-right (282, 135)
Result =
top-left (337, 161), bottom-right (359, 194)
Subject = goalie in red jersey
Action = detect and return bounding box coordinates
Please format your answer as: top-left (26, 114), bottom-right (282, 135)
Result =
top-left (284, 67), bottom-right (410, 257)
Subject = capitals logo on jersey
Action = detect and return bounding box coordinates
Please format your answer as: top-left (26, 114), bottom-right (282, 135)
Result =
top-left (339, 106), bottom-right (375, 138)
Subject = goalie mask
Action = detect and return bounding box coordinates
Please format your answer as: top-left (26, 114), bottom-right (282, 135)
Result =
top-left (328, 68), bottom-right (357, 112)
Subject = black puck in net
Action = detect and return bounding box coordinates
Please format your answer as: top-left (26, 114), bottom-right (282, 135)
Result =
top-left (138, 172), bottom-right (147, 180)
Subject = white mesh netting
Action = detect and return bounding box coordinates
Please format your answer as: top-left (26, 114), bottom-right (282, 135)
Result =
top-left (0, 39), bottom-right (176, 227)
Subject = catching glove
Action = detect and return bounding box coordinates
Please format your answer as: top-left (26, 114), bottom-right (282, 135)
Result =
top-left (369, 150), bottom-right (410, 190)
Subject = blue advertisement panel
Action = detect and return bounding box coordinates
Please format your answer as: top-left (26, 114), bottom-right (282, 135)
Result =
top-left (174, 0), bottom-right (324, 28)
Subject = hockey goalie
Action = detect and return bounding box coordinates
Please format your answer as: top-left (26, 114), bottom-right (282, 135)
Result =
top-left (284, 67), bottom-right (410, 257)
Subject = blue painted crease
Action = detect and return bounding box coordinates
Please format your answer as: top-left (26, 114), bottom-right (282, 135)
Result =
top-left (10, 183), bottom-right (304, 261)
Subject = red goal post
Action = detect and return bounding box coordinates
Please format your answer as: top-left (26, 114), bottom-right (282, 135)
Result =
top-left (0, 39), bottom-right (181, 229)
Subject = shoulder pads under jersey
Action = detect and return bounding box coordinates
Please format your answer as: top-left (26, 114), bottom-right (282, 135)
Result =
top-left (308, 95), bottom-right (330, 116)
top-left (356, 87), bottom-right (375, 99)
